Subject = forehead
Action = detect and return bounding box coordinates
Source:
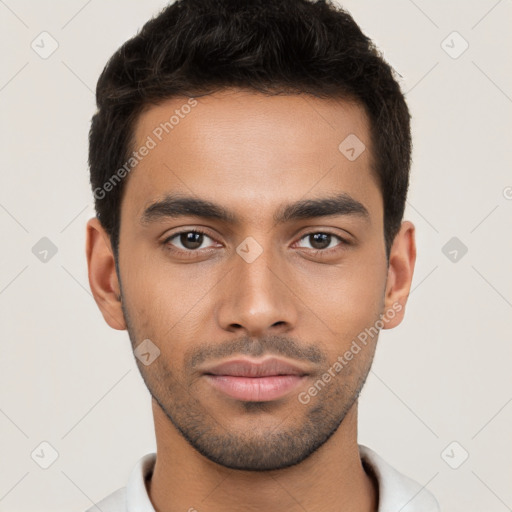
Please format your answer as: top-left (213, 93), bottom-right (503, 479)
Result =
top-left (123, 89), bottom-right (381, 225)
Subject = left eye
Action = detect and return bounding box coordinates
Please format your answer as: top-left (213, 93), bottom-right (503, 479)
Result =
top-left (296, 232), bottom-right (345, 251)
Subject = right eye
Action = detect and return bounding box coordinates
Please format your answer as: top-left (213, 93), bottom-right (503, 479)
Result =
top-left (164, 229), bottom-right (218, 252)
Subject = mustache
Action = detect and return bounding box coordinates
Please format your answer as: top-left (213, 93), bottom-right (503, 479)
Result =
top-left (186, 334), bottom-right (326, 371)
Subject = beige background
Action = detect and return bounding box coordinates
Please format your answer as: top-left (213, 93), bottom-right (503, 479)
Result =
top-left (1, 1), bottom-right (511, 510)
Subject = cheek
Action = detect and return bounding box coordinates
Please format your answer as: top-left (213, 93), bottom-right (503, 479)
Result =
top-left (303, 259), bottom-right (386, 342)
top-left (122, 259), bottom-right (215, 352)
top-left (122, 243), bottom-right (188, 310)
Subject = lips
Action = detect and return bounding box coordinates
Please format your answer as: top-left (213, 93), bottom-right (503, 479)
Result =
top-left (201, 357), bottom-right (309, 402)
top-left (202, 357), bottom-right (309, 378)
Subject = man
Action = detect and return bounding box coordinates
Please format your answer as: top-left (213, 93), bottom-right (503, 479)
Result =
top-left (85, 0), bottom-right (440, 510)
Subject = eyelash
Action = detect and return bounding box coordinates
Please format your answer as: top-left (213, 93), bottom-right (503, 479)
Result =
top-left (162, 229), bottom-right (351, 258)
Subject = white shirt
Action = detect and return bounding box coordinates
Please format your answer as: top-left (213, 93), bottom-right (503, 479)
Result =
top-left (85, 444), bottom-right (441, 512)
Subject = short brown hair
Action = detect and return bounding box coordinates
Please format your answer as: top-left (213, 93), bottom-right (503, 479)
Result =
top-left (89, 0), bottom-right (412, 261)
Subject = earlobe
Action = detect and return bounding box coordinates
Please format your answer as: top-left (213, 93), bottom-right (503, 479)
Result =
top-left (86, 217), bottom-right (127, 331)
top-left (382, 221), bottom-right (416, 330)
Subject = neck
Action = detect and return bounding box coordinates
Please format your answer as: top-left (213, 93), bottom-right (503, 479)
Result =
top-left (147, 399), bottom-right (378, 512)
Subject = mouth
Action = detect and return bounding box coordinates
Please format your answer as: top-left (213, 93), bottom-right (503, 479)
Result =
top-left (204, 374), bottom-right (307, 402)
top-left (201, 357), bottom-right (309, 402)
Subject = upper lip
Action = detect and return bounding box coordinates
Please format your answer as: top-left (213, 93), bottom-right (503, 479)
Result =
top-left (202, 357), bottom-right (309, 377)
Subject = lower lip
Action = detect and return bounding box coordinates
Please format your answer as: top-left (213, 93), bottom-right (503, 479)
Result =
top-left (204, 374), bottom-right (306, 402)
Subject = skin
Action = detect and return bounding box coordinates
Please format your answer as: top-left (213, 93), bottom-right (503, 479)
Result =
top-left (86, 88), bottom-right (416, 512)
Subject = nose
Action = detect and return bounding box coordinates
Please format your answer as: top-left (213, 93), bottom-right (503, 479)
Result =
top-left (216, 243), bottom-right (298, 337)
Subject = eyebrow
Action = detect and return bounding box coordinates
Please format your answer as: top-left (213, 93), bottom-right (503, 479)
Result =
top-left (139, 192), bottom-right (370, 226)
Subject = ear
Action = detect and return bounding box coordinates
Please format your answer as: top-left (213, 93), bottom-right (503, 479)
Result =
top-left (382, 220), bottom-right (416, 329)
top-left (85, 217), bottom-right (126, 330)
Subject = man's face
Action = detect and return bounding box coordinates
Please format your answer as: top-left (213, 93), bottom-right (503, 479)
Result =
top-left (113, 90), bottom-right (391, 470)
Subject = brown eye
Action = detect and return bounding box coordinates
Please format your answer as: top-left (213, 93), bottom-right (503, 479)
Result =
top-left (180, 231), bottom-right (204, 250)
top-left (165, 230), bottom-right (215, 251)
top-left (296, 232), bottom-right (346, 251)
top-left (309, 233), bottom-right (331, 250)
